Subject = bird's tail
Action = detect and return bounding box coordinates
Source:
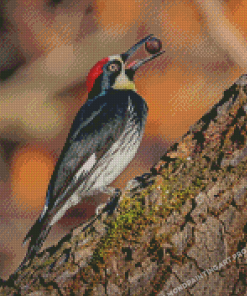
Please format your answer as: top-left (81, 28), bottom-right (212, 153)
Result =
top-left (15, 216), bottom-right (51, 274)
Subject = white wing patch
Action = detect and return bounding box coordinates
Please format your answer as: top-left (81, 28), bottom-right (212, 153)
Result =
top-left (74, 153), bottom-right (97, 181)
top-left (40, 204), bottom-right (48, 220)
top-left (50, 154), bottom-right (97, 226)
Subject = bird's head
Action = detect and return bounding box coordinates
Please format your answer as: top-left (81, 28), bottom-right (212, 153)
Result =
top-left (86, 35), bottom-right (165, 98)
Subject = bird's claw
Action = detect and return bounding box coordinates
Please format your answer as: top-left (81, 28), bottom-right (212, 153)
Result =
top-left (125, 172), bottom-right (153, 191)
top-left (95, 188), bottom-right (121, 216)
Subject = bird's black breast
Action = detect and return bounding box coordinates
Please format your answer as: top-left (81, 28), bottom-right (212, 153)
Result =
top-left (99, 89), bottom-right (148, 127)
top-left (71, 89), bottom-right (148, 140)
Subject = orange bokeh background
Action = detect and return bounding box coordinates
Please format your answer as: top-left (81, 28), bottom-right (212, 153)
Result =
top-left (10, 145), bottom-right (56, 213)
top-left (0, 0), bottom-right (246, 278)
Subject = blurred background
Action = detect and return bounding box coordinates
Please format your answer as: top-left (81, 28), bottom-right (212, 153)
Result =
top-left (0, 0), bottom-right (245, 278)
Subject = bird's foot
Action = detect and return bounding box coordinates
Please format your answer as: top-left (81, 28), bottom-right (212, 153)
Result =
top-left (95, 187), bottom-right (121, 216)
top-left (125, 172), bottom-right (153, 191)
top-left (104, 188), bottom-right (121, 215)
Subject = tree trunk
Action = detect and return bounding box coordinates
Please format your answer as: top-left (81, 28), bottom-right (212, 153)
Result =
top-left (1, 75), bottom-right (247, 295)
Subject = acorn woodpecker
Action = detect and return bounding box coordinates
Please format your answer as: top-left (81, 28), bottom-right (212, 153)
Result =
top-left (16, 35), bottom-right (165, 272)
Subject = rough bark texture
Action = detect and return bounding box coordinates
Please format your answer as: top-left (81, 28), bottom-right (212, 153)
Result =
top-left (1, 75), bottom-right (247, 295)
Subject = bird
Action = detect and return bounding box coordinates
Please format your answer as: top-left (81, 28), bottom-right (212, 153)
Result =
top-left (15, 35), bottom-right (165, 273)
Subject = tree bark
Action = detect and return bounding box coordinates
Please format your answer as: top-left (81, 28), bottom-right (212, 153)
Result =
top-left (2, 75), bottom-right (247, 295)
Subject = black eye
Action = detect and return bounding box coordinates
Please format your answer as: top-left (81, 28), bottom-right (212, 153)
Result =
top-left (108, 63), bottom-right (120, 72)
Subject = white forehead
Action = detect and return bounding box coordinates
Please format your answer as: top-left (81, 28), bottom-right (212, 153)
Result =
top-left (109, 55), bottom-right (123, 63)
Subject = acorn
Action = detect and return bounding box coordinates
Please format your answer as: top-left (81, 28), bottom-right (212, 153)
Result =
top-left (145, 37), bottom-right (162, 54)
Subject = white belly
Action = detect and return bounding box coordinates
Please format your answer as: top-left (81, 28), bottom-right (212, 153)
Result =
top-left (85, 124), bottom-right (142, 191)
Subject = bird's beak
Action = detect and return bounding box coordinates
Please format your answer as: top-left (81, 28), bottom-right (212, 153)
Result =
top-left (121, 35), bottom-right (165, 72)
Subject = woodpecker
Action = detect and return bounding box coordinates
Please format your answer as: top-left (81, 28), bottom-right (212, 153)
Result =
top-left (16, 35), bottom-right (165, 273)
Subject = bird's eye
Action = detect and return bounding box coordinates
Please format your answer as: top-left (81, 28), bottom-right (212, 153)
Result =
top-left (108, 63), bottom-right (120, 72)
